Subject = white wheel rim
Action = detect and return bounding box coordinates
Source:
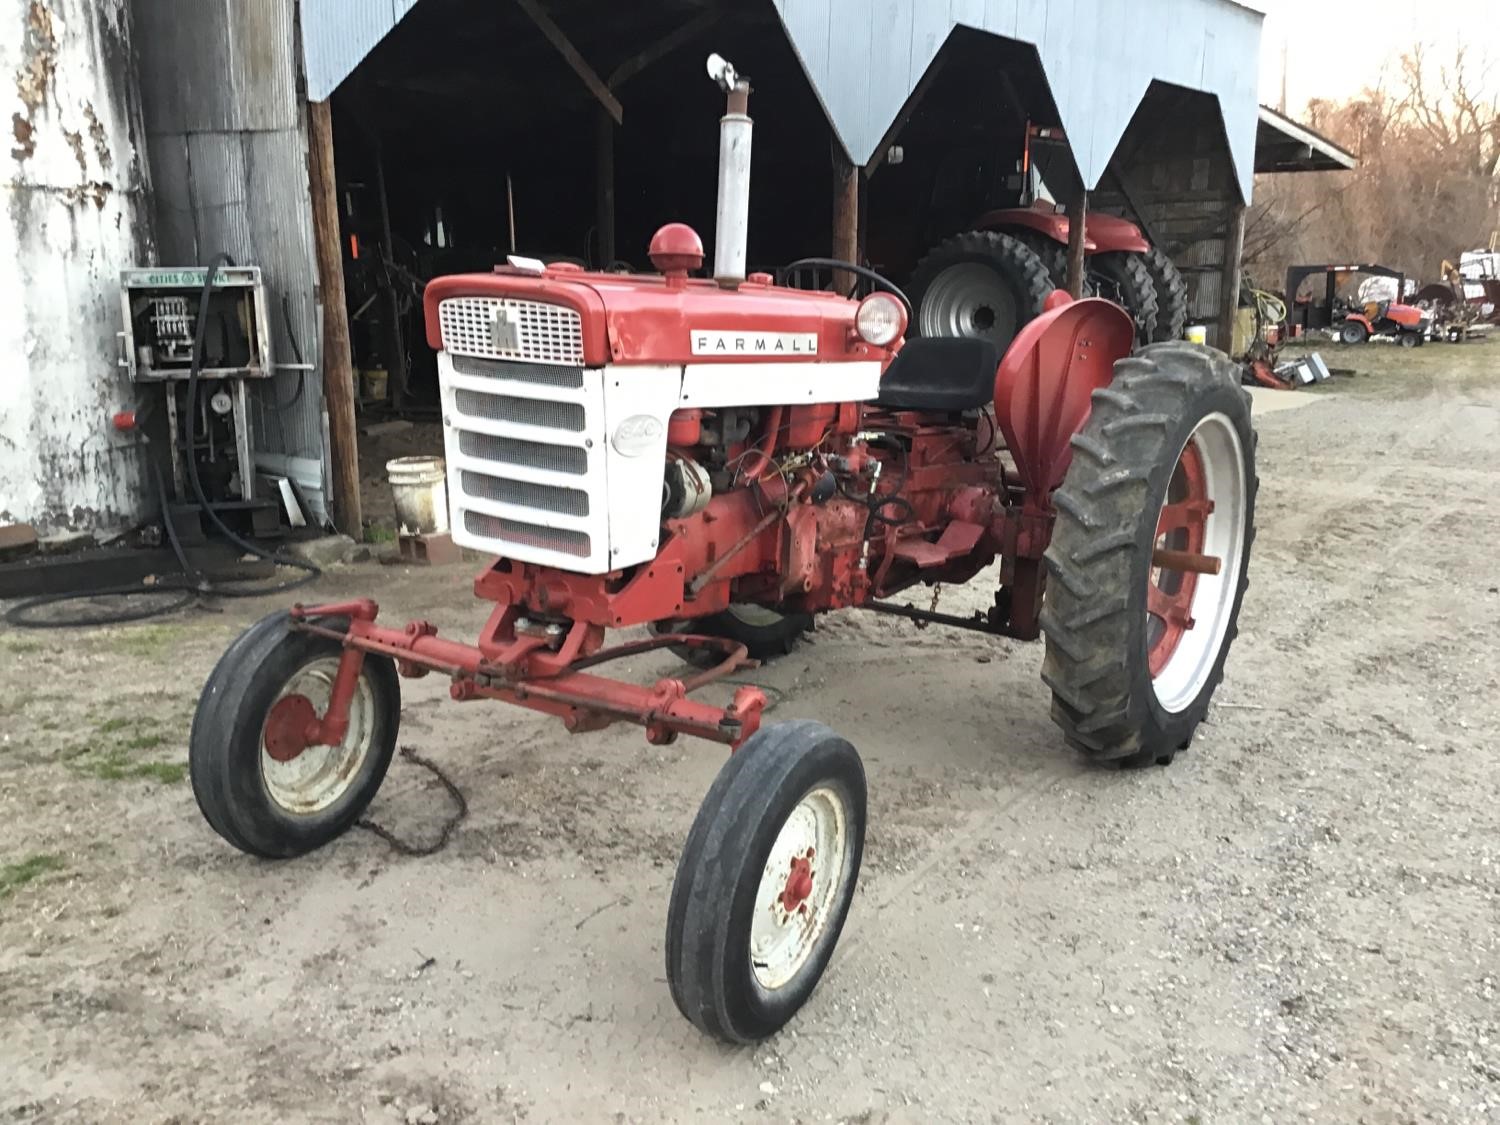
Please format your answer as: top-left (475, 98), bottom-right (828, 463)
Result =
top-left (260, 657), bottom-right (377, 814)
top-left (919, 263), bottom-right (1019, 344)
top-left (749, 785), bottom-right (849, 991)
top-left (1152, 413), bottom-right (1248, 713)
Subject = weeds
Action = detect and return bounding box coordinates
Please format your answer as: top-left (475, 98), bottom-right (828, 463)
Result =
top-left (0, 854), bottom-right (64, 899)
top-left (72, 750), bottom-right (186, 785)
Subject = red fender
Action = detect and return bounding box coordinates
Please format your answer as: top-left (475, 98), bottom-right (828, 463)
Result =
top-left (972, 206), bottom-right (1152, 255)
top-left (993, 292), bottom-right (1136, 509)
top-left (1343, 313), bottom-right (1374, 332)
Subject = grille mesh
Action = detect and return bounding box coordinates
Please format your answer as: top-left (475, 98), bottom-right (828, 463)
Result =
top-left (439, 297), bottom-right (584, 366)
top-left (460, 470), bottom-right (590, 517)
top-left (451, 355), bottom-right (584, 389)
top-left (456, 429), bottom-right (587, 475)
top-left (464, 511), bottom-right (591, 557)
top-left (454, 389), bottom-right (585, 432)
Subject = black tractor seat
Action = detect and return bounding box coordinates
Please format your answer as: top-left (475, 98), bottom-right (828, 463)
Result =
top-left (875, 336), bottom-right (1000, 412)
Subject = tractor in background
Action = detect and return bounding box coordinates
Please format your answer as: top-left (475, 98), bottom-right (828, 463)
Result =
top-left (908, 124), bottom-right (1189, 353)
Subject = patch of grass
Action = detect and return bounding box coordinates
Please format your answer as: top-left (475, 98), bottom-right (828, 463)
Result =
top-left (364, 524), bottom-right (397, 544)
top-left (101, 624), bottom-right (188, 660)
top-left (0, 854), bottom-right (65, 899)
top-left (121, 732), bottom-right (166, 751)
top-left (0, 635), bottom-right (43, 655)
top-left (0, 691), bottom-right (34, 719)
top-left (97, 716), bottom-right (134, 734)
top-left (71, 749), bottom-right (185, 784)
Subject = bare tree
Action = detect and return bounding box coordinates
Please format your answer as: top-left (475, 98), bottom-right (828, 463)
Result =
top-left (1246, 44), bottom-right (1500, 298)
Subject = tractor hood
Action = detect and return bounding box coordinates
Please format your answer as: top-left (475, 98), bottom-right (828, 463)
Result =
top-left (424, 266), bottom-right (891, 367)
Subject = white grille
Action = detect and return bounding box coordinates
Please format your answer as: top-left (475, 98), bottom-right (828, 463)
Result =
top-left (439, 297), bottom-right (585, 367)
top-left (440, 351), bottom-right (610, 571)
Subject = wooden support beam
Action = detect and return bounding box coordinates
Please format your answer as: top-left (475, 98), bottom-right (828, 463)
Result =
top-left (832, 143), bottom-right (859, 295)
top-left (1217, 202), bottom-right (1248, 352)
top-left (1066, 190), bottom-right (1089, 299)
top-left (606, 7), bottom-right (724, 90)
top-left (513, 0), bottom-right (622, 124)
top-left (306, 99), bottom-right (363, 538)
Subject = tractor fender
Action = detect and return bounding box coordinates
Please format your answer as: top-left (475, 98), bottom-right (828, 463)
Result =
top-left (974, 206), bottom-right (1095, 251)
top-left (1343, 313), bottom-right (1374, 332)
top-left (992, 291), bottom-right (1136, 508)
top-left (1080, 213), bottom-right (1152, 255)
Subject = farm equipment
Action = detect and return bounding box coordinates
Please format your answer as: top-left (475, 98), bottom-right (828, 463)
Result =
top-left (909, 125), bottom-right (1189, 351)
top-left (1339, 299), bottom-right (1429, 348)
top-left (190, 55), bottom-right (1256, 1044)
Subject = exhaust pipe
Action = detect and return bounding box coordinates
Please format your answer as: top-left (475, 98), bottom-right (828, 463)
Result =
top-left (707, 53), bottom-right (751, 286)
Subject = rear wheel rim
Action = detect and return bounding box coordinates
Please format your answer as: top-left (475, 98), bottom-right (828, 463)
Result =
top-left (919, 263), bottom-right (1019, 344)
top-left (1148, 413), bottom-right (1248, 712)
top-left (259, 657), bottom-right (377, 814)
top-left (749, 786), bottom-right (849, 991)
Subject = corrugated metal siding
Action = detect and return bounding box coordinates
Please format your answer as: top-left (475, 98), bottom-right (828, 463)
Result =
top-left (302, 0), bottom-right (421, 101)
top-left (131, 0), bottom-right (327, 489)
top-left (773, 0), bottom-right (1264, 201)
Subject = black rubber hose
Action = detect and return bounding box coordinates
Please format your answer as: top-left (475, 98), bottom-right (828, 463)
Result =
top-left (777, 257), bottom-right (912, 316)
top-left (178, 254), bottom-right (321, 598)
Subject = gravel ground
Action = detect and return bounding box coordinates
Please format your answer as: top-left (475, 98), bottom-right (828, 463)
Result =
top-left (2, 338), bottom-right (1498, 1123)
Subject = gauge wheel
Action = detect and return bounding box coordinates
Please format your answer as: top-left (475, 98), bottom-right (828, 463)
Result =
top-left (666, 720), bottom-right (866, 1043)
top-left (190, 611), bottom-right (400, 858)
top-left (654, 604), bottom-right (813, 668)
top-left (909, 231), bottom-right (1053, 353)
top-left (1041, 342), bottom-right (1256, 768)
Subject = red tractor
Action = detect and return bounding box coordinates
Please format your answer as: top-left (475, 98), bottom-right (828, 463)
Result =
top-left (1339, 299), bottom-right (1429, 348)
top-left (190, 56), bottom-right (1256, 1044)
top-left (909, 126), bottom-right (1189, 352)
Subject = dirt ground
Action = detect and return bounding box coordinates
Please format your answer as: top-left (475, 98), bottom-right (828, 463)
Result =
top-left (3, 337), bottom-right (1499, 1124)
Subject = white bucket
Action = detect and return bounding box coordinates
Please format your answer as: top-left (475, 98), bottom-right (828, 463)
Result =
top-left (1184, 325), bottom-right (1208, 345)
top-left (386, 456), bottom-right (449, 536)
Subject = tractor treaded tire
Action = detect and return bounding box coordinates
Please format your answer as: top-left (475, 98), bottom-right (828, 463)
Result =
top-left (1006, 230), bottom-right (1070, 291)
top-left (1039, 343), bottom-right (1257, 768)
top-left (909, 231), bottom-right (1053, 349)
top-left (1140, 247), bottom-right (1189, 342)
top-left (1091, 251), bottom-right (1161, 344)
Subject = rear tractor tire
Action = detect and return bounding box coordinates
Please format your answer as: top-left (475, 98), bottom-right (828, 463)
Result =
top-left (190, 612), bottom-right (401, 858)
top-left (1040, 343), bottom-right (1256, 768)
top-left (666, 720), bottom-right (866, 1043)
top-left (1138, 247), bottom-right (1189, 343)
top-left (1090, 251), bottom-right (1161, 345)
top-left (909, 231), bottom-right (1054, 353)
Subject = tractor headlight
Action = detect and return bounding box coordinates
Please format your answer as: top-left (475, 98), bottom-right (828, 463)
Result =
top-left (856, 292), bottom-right (906, 347)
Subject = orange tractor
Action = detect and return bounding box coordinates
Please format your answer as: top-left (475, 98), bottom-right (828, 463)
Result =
top-left (190, 55), bottom-right (1256, 1043)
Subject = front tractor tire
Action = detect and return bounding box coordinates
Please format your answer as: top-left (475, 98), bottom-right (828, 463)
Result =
top-left (190, 612), bottom-right (401, 858)
top-left (909, 231), bottom-right (1054, 352)
top-left (667, 720), bottom-right (866, 1043)
top-left (656, 604), bottom-right (814, 668)
top-left (1040, 343), bottom-right (1256, 768)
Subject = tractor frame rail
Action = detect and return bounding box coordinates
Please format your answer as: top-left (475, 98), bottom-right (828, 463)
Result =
top-left (284, 600), bottom-right (766, 752)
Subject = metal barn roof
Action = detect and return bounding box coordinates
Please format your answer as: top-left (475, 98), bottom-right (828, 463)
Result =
top-left (1254, 105), bottom-right (1359, 173)
top-left (302, 0), bottom-right (1265, 199)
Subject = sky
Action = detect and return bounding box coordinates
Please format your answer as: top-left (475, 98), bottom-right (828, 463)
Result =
top-left (1249, 0), bottom-right (1500, 112)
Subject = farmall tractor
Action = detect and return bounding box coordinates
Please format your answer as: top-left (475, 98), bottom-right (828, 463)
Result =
top-left (191, 56), bottom-right (1256, 1044)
